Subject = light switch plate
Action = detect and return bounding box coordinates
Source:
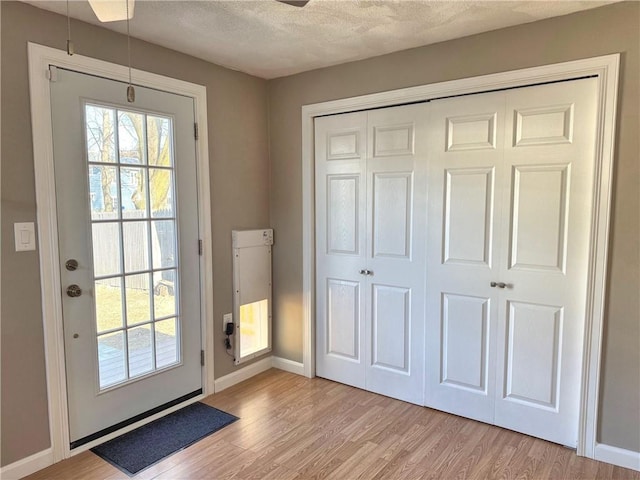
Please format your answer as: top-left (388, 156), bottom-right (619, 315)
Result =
top-left (14, 222), bottom-right (36, 252)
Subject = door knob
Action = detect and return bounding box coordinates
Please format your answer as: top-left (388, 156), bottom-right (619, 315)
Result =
top-left (66, 284), bottom-right (82, 297)
top-left (490, 282), bottom-right (507, 289)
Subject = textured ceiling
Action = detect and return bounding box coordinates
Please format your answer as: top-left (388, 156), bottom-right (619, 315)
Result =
top-left (21, 0), bottom-right (616, 79)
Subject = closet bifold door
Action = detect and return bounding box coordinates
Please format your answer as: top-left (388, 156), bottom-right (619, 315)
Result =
top-left (425, 77), bottom-right (599, 447)
top-left (315, 104), bottom-right (428, 406)
top-left (425, 91), bottom-right (506, 424)
top-left (315, 112), bottom-right (368, 389)
top-left (493, 78), bottom-right (598, 447)
top-left (363, 104), bottom-right (428, 405)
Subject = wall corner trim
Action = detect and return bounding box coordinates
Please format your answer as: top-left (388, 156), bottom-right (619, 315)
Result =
top-left (0, 448), bottom-right (54, 480)
top-left (594, 443), bottom-right (640, 472)
top-left (272, 356), bottom-right (306, 375)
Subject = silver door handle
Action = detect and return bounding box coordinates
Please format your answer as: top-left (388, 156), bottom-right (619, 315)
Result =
top-left (66, 284), bottom-right (82, 297)
top-left (490, 282), bottom-right (507, 289)
top-left (359, 269), bottom-right (374, 276)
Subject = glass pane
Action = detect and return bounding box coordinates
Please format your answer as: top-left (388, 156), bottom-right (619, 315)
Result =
top-left (95, 277), bottom-right (123, 333)
top-left (85, 105), bottom-right (116, 163)
top-left (123, 221), bottom-right (149, 273)
top-left (155, 318), bottom-right (178, 368)
top-left (92, 222), bottom-right (121, 277)
top-left (98, 331), bottom-right (126, 388)
top-left (128, 325), bottom-right (154, 377)
top-left (125, 273), bottom-right (151, 325)
top-left (121, 167), bottom-right (147, 218)
top-left (154, 269), bottom-right (176, 319)
top-left (89, 165), bottom-right (119, 220)
top-left (152, 220), bottom-right (176, 269)
top-left (147, 116), bottom-right (173, 167)
top-left (118, 111), bottom-right (146, 165)
top-left (239, 299), bottom-right (269, 358)
top-left (149, 168), bottom-right (174, 218)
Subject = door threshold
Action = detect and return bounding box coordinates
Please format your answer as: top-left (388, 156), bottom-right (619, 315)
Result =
top-left (70, 388), bottom-right (202, 450)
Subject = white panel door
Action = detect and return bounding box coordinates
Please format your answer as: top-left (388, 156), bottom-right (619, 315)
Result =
top-left (494, 78), bottom-right (598, 446)
top-left (315, 112), bottom-right (367, 389)
top-left (425, 78), bottom-right (598, 446)
top-left (315, 104), bottom-right (428, 405)
top-left (364, 104), bottom-right (427, 404)
top-left (50, 68), bottom-right (202, 446)
top-left (425, 91), bottom-right (505, 423)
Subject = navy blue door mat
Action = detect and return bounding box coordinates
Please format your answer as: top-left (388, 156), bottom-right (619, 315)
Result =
top-left (90, 402), bottom-right (238, 476)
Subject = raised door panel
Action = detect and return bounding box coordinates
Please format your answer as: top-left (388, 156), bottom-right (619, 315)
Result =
top-left (446, 113), bottom-right (497, 152)
top-left (444, 168), bottom-right (494, 266)
top-left (372, 173), bottom-right (412, 259)
top-left (374, 123), bottom-right (415, 157)
top-left (504, 301), bottom-right (562, 410)
top-left (371, 284), bottom-right (410, 373)
top-left (327, 130), bottom-right (362, 160)
top-left (510, 165), bottom-right (569, 273)
top-left (326, 279), bottom-right (360, 360)
top-left (327, 175), bottom-right (360, 255)
top-left (514, 105), bottom-right (573, 147)
top-left (441, 293), bottom-right (490, 393)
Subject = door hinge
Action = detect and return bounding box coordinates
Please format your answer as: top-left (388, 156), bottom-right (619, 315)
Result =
top-left (194, 122), bottom-right (199, 140)
top-left (47, 66), bottom-right (58, 82)
top-left (200, 350), bottom-right (205, 366)
top-left (198, 239), bottom-right (203, 256)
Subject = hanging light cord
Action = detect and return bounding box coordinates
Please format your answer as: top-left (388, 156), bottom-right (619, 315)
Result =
top-left (126, 0), bottom-right (135, 102)
top-left (66, 0), bottom-right (74, 55)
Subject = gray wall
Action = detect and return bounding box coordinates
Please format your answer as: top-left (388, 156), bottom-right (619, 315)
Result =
top-left (1, 1), bottom-right (270, 466)
top-left (268, 2), bottom-right (639, 452)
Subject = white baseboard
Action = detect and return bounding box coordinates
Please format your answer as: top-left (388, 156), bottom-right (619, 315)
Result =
top-left (272, 356), bottom-right (305, 375)
top-left (214, 356), bottom-right (273, 392)
top-left (594, 443), bottom-right (640, 472)
top-left (213, 355), bottom-right (306, 393)
top-left (0, 448), bottom-right (53, 480)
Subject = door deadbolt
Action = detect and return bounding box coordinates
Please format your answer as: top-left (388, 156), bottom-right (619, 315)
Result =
top-left (65, 259), bottom-right (79, 271)
top-left (66, 284), bottom-right (82, 297)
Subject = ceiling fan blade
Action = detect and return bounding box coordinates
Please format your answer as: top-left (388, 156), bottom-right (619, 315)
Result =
top-left (276, 0), bottom-right (310, 7)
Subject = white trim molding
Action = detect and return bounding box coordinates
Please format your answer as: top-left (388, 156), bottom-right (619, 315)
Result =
top-left (214, 356), bottom-right (274, 392)
top-left (272, 356), bottom-right (306, 375)
top-left (595, 443), bottom-right (640, 472)
top-left (214, 356), bottom-right (306, 392)
top-left (0, 448), bottom-right (54, 480)
top-left (27, 42), bottom-right (213, 462)
top-left (301, 54), bottom-right (620, 460)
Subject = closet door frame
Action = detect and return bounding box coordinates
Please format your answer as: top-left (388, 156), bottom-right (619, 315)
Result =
top-left (301, 54), bottom-right (619, 460)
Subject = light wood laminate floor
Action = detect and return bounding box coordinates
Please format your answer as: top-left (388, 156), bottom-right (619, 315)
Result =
top-left (25, 369), bottom-right (639, 480)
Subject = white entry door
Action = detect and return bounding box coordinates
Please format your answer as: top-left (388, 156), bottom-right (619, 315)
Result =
top-left (425, 78), bottom-right (598, 446)
top-left (315, 104), bottom-right (428, 405)
top-left (50, 68), bottom-right (202, 447)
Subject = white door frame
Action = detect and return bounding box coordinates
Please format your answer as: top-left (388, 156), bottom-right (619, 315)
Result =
top-left (301, 54), bottom-right (619, 458)
top-left (28, 43), bottom-right (214, 461)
